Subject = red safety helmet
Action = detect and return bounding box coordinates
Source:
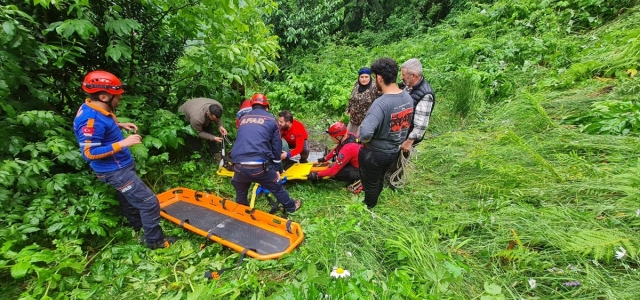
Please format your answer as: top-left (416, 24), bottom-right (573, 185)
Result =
top-left (250, 93), bottom-right (269, 107)
top-left (236, 100), bottom-right (253, 122)
top-left (326, 121), bottom-right (347, 138)
top-left (82, 71), bottom-right (125, 95)
top-left (240, 99), bottom-right (252, 110)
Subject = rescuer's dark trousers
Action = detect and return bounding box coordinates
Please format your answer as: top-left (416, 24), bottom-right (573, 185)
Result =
top-left (231, 164), bottom-right (296, 212)
top-left (96, 163), bottom-right (164, 244)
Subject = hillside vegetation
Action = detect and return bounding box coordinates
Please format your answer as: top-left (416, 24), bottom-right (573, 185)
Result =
top-left (2, 0), bottom-right (640, 299)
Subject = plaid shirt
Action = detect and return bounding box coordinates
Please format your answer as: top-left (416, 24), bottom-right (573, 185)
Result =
top-left (403, 81), bottom-right (434, 141)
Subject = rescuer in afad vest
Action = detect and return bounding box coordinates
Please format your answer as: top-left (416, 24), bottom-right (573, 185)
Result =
top-left (230, 93), bottom-right (302, 213)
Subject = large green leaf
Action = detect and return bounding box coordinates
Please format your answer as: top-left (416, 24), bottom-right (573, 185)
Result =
top-left (105, 40), bottom-right (132, 62)
top-left (105, 19), bottom-right (142, 36)
top-left (2, 21), bottom-right (15, 36)
top-left (10, 261), bottom-right (31, 279)
top-left (52, 19), bottom-right (98, 39)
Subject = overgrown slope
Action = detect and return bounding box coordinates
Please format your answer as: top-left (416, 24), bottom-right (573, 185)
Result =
top-left (2, 1), bottom-right (640, 299)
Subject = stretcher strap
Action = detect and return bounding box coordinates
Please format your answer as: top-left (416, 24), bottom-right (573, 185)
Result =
top-left (199, 229), bottom-right (218, 250)
top-left (204, 248), bottom-right (253, 280)
top-left (220, 198), bottom-right (228, 210)
top-left (267, 194), bottom-right (280, 215)
top-left (247, 208), bottom-right (257, 220)
top-left (179, 219), bottom-right (190, 228)
top-left (250, 183), bottom-right (260, 209)
top-left (286, 220), bottom-right (293, 234)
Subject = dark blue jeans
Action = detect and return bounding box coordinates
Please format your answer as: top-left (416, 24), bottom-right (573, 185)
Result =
top-left (96, 163), bottom-right (164, 243)
top-left (358, 147), bottom-right (399, 208)
top-left (231, 164), bottom-right (296, 212)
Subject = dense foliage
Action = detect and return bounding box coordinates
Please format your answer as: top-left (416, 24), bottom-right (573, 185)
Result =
top-left (1, 0), bottom-right (279, 298)
top-left (267, 0), bottom-right (459, 50)
top-left (2, 0), bottom-right (640, 299)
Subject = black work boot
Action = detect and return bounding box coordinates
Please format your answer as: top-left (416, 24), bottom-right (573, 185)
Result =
top-left (145, 236), bottom-right (178, 250)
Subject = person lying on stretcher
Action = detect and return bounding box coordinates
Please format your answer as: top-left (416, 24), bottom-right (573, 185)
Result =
top-left (308, 122), bottom-right (361, 183)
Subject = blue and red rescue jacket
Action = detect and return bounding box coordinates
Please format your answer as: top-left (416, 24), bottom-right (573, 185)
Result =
top-left (73, 99), bottom-right (133, 173)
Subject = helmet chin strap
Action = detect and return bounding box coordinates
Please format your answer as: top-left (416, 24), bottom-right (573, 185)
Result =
top-left (100, 95), bottom-right (116, 112)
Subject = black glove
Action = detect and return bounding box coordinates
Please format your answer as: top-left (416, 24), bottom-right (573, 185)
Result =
top-left (307, 172), bottom-right (319, 181)
top-left (317, 157), bottom-right (326, 163)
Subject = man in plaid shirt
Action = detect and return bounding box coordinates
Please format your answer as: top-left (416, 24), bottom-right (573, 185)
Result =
top-left (387, 58), bottom-right (435, 187)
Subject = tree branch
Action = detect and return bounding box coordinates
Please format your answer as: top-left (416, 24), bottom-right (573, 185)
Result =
top-left (143, 73), bottom-right (202, 87)
top-left (139, 1), bottom-right (199, 41)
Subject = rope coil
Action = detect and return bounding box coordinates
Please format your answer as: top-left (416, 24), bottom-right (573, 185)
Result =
top-left (386, 147), bottom-right (416, 189)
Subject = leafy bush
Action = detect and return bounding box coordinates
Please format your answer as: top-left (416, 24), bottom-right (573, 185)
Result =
top-left (563, 100), bottom-right (640, 135)
top-left (2, 239), bottom-right (86, 299)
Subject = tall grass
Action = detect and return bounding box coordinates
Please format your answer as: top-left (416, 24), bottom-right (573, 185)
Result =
top-left (449, 69), bottom-right (482, 118)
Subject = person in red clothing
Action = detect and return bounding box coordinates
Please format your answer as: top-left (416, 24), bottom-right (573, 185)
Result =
top-left (307, 122), bottom-right (361, 183)
top-left (278, 110), bottom-right (310, 163)
top-left (235, 99), bottom-right (252, 128)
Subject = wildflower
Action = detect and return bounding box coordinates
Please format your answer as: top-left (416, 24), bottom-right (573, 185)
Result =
top-left (528, 278), bottom-right (537, 289)
top-left (330, 267), bottom-right (351, 278)
top-left (566, 264), bottom-right (581, 272)
top-left (547, 267), bottom-right (563, 274)
top-left (615, 246), bottom-right (626, 259)
top-left (562, 281), bottom-right (581, 287)
top-left (636, 209), bottom-right (640, 217)
top-left (346, 251), bottom-right (352, 257)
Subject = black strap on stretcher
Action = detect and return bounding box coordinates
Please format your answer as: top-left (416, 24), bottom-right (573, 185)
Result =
top-left (199, 229), bottom-right (218, 251)
top-left (286, 220), bottom-right (293, 234)
top-left (265, 194), bottom-right (281, 215)
top-left (204, 248), bottom-right (253, 280)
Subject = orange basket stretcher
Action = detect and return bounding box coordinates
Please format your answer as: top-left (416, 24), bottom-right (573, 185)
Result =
top-left (157, 187), bottom-right (304, 260)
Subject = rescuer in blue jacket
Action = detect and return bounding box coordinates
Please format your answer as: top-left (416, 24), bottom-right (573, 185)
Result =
top-left (230, 93), bottom-right (302, 213)
top-left (72, 70), bottom-right (177, 250)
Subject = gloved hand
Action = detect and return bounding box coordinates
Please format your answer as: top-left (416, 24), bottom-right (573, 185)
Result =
top-left (307, 172), bottom-right (319, 181)
top-left (317, 157), bottom-right (326, 163)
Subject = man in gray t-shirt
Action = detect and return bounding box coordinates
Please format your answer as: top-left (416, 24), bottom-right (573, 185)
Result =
top-left (359, 58), bottom-right (414, 209)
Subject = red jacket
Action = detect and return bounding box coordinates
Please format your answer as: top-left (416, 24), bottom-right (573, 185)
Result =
top-left (319, 133), bottom-right (361, 177)
top-left (280, 119), bottom-right (308, 157)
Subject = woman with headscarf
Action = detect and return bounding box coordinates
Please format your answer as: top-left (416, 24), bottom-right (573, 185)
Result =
top-left (346, 67), bottom-right (382, 135)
